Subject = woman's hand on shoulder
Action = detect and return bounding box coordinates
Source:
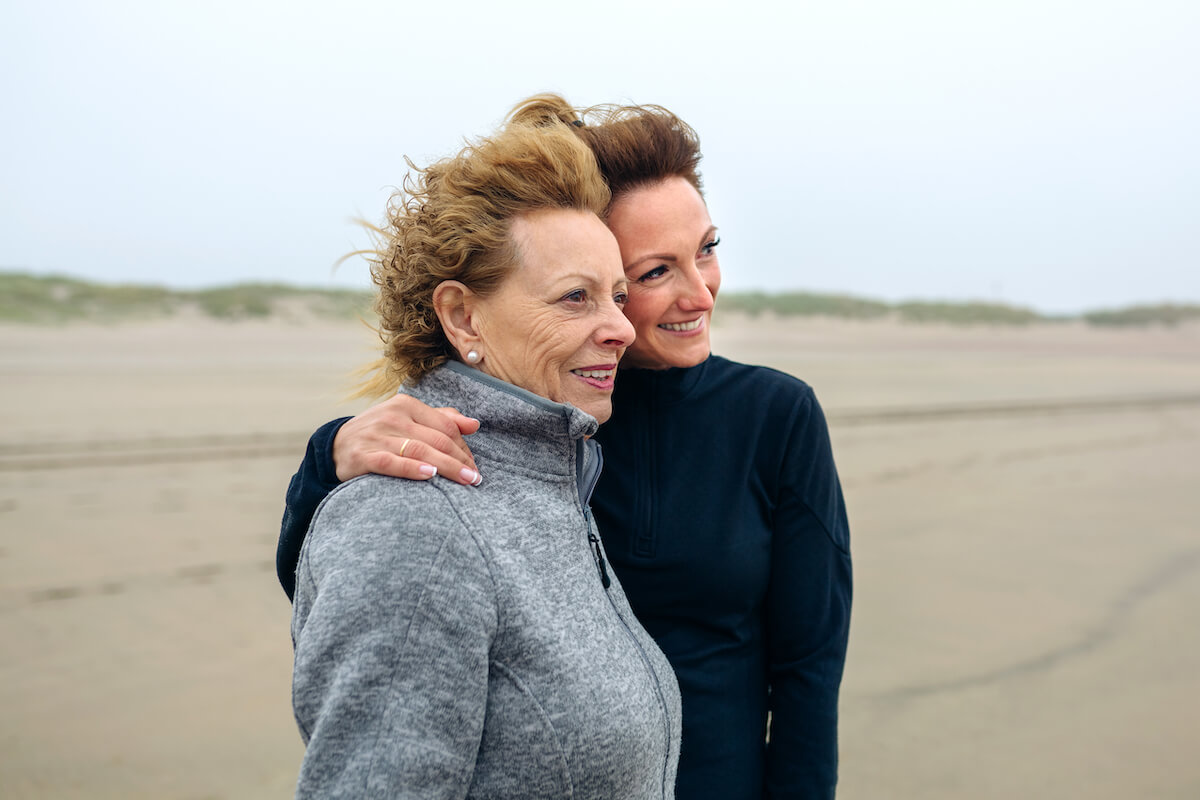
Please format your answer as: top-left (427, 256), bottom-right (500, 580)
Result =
top-left (332, 394), bottom-right (482, 486)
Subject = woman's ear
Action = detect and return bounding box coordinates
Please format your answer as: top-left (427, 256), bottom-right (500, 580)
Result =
top-left (432, 281), bottom-right (480, 360)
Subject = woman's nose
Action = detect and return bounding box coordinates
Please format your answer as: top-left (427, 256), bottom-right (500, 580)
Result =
top-left (600, 301), bottom-right (636, 348)
top-left (679, 264), bottom-right (715, 312)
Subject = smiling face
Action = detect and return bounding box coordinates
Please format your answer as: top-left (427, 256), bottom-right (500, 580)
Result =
top-left (471, 208), bottom-right (635, 424)
top-left (604, 177), bottom-right (721, 370)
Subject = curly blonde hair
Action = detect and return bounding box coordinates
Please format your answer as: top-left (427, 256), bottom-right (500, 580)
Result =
top-left (358, 118), bottom-right (611, 397)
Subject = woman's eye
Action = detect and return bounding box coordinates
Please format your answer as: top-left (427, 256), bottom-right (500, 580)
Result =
top-left (562, 289), bottom-right (587, 303)
top-left (701, 237), bottom-right (721, 256)
top-left (614, 291), bottom-right (629, 306)
top-left (637, 265), bottom-right (667, 283)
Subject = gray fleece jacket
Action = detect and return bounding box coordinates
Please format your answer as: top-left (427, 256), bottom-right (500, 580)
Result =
top-left (291, 361), bottom-right (682, 799)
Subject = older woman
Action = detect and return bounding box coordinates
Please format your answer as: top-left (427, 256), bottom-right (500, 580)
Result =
top-left (289, 115), bottom-right (680, 798)
top-left (282, 96), bottom-right (851, 799)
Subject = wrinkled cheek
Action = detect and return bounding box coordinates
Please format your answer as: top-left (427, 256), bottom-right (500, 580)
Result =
top-left (521, 319), bottom-right (570, 398)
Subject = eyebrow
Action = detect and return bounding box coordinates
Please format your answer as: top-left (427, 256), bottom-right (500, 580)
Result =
top-left (547, 273), bottom-right (629, 292)
top-left (624, 226), bottom-right (720, 270)
top-left (553, 272), bottom-right (622, 285)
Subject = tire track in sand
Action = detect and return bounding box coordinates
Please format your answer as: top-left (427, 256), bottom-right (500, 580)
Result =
top-left (870, 547), bottom-right (1200, 703)
top-left (3, 392), bottom-right (1199, 472)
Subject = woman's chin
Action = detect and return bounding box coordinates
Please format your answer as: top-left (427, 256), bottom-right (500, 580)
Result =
top-left (577, 398), bottom-right (613, 424)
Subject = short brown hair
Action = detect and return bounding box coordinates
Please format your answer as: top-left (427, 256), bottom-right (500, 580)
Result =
top-left (359, 119), bottom-right (610, 396)
top-left (507, 94), bottom-right (704, 207)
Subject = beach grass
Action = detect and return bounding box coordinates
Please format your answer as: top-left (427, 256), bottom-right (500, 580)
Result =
top-left (1, 271), bottom-right (1195, 327)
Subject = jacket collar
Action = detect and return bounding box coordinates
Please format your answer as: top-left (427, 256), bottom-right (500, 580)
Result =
top-left (613, 354), bottom-right (712, 408)
top-left (402, 361), bottom-right (600, 481)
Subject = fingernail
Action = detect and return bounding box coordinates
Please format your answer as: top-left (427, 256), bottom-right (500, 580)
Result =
top-left (419, 465), bottom-right (437, 478)
top-left (461, 467), bottom-right (482, 486)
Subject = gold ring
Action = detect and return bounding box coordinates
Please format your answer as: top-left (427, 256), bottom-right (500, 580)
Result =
top-left (398, 438), bottom-right (410, 459)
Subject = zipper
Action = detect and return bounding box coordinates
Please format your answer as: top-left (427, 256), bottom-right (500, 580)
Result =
top-left (577, 439), bottom-right (610, 590)
top-left (586, 528), bottom-right (611, 589)
top-left (633, 390), bottom-right (657, 557)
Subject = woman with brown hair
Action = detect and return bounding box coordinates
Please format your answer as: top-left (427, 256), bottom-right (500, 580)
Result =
top-left (289, 111), bottom-right (680, 798)
top-left (281, 95), bottom-right (851, 799)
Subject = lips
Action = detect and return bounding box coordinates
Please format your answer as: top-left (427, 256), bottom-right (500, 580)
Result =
top-left (659, 318), bottom-right (703, 332)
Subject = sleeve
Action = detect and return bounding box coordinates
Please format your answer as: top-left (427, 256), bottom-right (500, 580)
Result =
top-left (290, 479), bottom-right (498, 799)
top-left (277, 417), bottom-right (351, 600)
top-left (764, 387), bottom-right (853, 800)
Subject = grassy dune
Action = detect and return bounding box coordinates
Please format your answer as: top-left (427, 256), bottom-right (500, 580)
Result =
top-left (2, 271), bottom-right (1197, 327)
top-left (0, 272), bottom-right (373, 324)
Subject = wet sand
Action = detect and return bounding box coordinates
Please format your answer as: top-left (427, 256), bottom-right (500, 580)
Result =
top-left (1, 315), bottom-right (1197, 798)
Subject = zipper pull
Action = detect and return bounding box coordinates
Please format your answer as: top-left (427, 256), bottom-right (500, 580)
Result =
top-left (587, 532), bottom-right (612, 589)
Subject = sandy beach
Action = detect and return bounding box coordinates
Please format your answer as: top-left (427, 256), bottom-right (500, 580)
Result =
top-left (1, 314), bottom-right (1198, 798)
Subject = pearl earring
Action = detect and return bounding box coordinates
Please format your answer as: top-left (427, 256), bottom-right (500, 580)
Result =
top-left (466, 350), bottom-right (480, 364)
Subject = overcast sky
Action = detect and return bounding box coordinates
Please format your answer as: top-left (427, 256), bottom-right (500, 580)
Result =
top-left (3, 0), bottom-right (1197, 313)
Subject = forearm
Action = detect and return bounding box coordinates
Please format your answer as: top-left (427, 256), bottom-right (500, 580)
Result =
top-left (765, 643), bottom-right (846, 798)
top-left (765, 498), bottom-right (851, 798)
